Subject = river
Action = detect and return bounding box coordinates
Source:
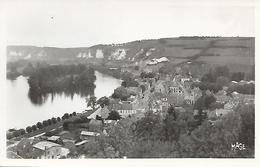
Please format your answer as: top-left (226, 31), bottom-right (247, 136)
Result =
top-left (6, 71), bottom-right (122, 130)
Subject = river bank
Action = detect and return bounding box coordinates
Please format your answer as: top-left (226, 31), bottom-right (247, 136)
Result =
top-left (6, 71), bottom-right (122, 130)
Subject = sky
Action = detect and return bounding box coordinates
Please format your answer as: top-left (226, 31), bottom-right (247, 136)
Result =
top-left (1, 0), bottom-right (255, 47)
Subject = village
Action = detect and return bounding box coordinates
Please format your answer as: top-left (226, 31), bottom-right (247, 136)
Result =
top-left (6, 56), bottom-right (255, 159)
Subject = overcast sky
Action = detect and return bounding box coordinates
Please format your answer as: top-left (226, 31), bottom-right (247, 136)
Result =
top-left (2, 0), bottom-right (255, 47)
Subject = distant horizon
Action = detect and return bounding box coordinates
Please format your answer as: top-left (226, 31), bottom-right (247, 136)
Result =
top-left (6, 36), bottom-right (255, 49)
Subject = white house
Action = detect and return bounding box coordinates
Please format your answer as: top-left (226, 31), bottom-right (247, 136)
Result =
top-left (32, 141), bottom-right (69, 159)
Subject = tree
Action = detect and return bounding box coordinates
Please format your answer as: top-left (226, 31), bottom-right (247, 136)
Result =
top-left (216, 76), bottom-right (229, 87)
top-left (63, 121), bottom-right (72, 131)
top-left (106, 110), bottom-right (121, 120)
top-left (42, 120), bottom-right (48, 127)
top-left (32, 125), bottom-right (37, 131)
top-left (215, 65), bottom-right (230, 78)
top-left (97, 96), bottom-right (110, 108)
top-left (72, 112), bottom-right (77, 116)
top-left (237, 104), bottom-right (255, 151)
top-left (26, 126), bottom-right (33, 133)
top-left (163, 106), bottom-right (181, 142)
top-left (121, 81), bottom-right (127, 87)
top-left (51, 117), bottom-right (57, 124)
top-left (112, 87), bottom-right (129, 101)
top-left (135, 112), bottom-right (163, 141)
top-left (57, 117), bottom-right (61, 122)
top-left (231, 72), bottom-right (245, 82)
top-left (193, 96), bottom-right (208, 125)
top-left (87, 96), bottom-right (97, 110)
top-left (179, 111), bottom-right (243, 158)
top-left (13, 130), bottom-right (21, 137)
top-left (19, 129), bottom-right (26, 135)
top-left (62, 113), bottom-right (69, 120)
top-left (22, 63), bottom-right (35, 76)
top-left (204, 95), bottom-right (216, 109)
top-left (36, 122), bottom-right (43, 129)
top-left (47, 119), bottom-right (52, 125)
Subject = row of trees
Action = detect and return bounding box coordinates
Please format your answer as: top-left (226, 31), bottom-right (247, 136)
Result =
top-left (195, 65), bottom-right (254, 94)
top-left (7, 112), bottom-right (77, 140)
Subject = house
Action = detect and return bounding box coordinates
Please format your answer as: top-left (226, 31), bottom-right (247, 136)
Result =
top-left (108, 100), bottom-right (137, 118)
top-left (166, 81), bottom-right (185, 95)
top-left (58, 131), bottom-right (76, 144)
top-left (80, 131), bottom-right (100, 140)
top-left (16, 138), bottom-right (35, 158)
top-left (104, 120), bottom-right (118, 125)
top-left (100, 106), bottom-right (110, 119)
top-left (215, 95), bottom-right (232, 104)
top-left (154, 80), bottom-right (167, 94)
top-left (224, 100), bottom-right (239, 110)
top-left (215, 108), bottom-right (232, 117)
top-left (184, 94), bottom-right (195, 105)
top-left (149, 92), bottom-right (184, 112)
top-left (32, 141), bottom-right (70, 159)
top-left (87, 106), bottom-right (110, 120)
top-left (129, 109), bottom-right (146, 121)
top-left (183, 80), bottom-right (193, 89)
top-left (181, 77), bottom-right (191, 84)
top-left (47, 136), bottom-right (61, 143)
top-left (231, 92), bottom-right (254, 104)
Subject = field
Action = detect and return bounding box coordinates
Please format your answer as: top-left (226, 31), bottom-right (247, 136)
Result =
top-left (7, 37), bottom-right (254, 75)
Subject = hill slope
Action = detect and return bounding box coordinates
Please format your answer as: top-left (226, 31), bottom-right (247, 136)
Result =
top-left (7, 37), bottom-right (254, 73)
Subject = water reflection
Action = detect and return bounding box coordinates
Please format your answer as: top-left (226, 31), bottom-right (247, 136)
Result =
top-left (28, 86), bottom-right (95, 105)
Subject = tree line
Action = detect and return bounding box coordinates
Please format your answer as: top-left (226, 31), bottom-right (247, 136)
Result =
top-left (80, 103), bottom-right (254, 158)
top-left (192, 65), bottom-right (254, 94)
top-left (27, 64), bottom-right (96, 95)
top-left (7, 112), bottom-right (77, 140)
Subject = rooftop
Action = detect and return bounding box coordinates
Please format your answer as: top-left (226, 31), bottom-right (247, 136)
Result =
top-left (75, 140), bottom-right (88, 146)
top-left (47, 136), bottom-right (60, 141)
top-left (33, 141), bottom-right (61, 150)
top-left (80, 131), bottom-right (100, 136)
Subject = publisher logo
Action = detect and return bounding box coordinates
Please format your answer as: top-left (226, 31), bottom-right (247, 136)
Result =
top-left (231, 142), bottom-right (246, 151)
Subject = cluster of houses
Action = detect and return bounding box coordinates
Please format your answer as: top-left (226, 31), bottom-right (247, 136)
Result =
top-left (7, 62), bottom-right (255, 159)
